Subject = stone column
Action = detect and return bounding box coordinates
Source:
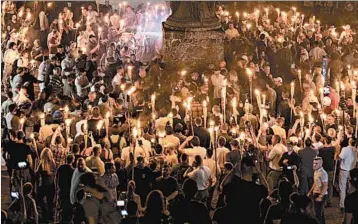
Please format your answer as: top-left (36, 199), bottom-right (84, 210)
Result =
top-left (162, 2), bottom-right (224, 71)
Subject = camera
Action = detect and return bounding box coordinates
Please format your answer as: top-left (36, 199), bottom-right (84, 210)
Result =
top-left (11, 192), bottom-right (19, 199)
top-left (117, 200), bottom-right (125, 207)
top-left (121, 210), bottom-right (128, 216)
top-left (18, 162), bottom-right (27, 169)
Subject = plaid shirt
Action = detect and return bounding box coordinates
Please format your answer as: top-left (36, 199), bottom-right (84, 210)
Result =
top-left (51, 145), bottom-right (68, 167)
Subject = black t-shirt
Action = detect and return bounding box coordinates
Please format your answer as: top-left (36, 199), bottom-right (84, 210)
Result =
top-left (133, 166), bottom-right (151, 196)
top-left (171, 198), bottom-right (211, 224)
top-left (318, 147), bottom-right (336, 171)
top-left (56, 164), bottom-right (74, 196)
top-left (154, 176), bottom-right (178, 198)
top-left (2, 140), bottom-right (16, 165)
top-left (345, 190), bottom-right (358, 224)
top-left (8, 142), bottom-right (32, 169)
top-left (221, 176), bottom-right (268, 224)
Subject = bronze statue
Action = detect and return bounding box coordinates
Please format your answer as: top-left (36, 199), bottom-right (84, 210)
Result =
top-left (165, 2), bottom-right (221, 31)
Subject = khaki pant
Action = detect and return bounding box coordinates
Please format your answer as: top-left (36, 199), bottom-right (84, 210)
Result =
top-left (339, 169), bottom-right (351, 208)
top-left (267, 170), bottom-right (281, 192)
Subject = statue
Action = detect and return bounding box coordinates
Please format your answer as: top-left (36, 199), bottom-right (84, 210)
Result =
top-left (162, 2), bottom-right (224, 71)
top-left (164, 2), bottom-right (221, 31)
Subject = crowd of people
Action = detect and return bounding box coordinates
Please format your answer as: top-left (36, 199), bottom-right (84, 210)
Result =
top-left (1, 1), bottom-right (358, 224)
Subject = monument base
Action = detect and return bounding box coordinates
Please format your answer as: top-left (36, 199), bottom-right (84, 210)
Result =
top-left (162, 26), bottom-right (224, 72)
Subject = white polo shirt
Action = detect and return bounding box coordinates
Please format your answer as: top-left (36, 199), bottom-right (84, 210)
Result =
top-left (268, 143), bottom-right (287, 171)
top-left (339, 146), bottom-right (358, 171)
top-left (187, 165), bottom-right (211, 190)
top-left (313, 167), bottom-right (328, 194)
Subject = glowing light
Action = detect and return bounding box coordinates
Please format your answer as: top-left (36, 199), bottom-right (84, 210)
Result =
top-left (97, 120), bottom-right (104, 130)
top-left (65, 118), bottom-right (72, 127)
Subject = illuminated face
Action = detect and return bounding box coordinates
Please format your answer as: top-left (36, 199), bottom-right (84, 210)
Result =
top-left (313, 159), bottom-right (321, 170)
top-left (162, 166), bottom-right (169, 177)
top-left (77, 159), bottom-right (86, 172)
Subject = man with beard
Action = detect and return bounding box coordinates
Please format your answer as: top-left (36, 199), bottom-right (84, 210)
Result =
top-left (153, 164), bottom-right (179, 204)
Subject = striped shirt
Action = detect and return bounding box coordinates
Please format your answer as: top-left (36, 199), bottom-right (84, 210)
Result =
top-left (49, 75), bottom-right (63, 95)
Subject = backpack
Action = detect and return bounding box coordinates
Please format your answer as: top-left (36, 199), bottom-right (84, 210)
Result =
top-left (98, 199), bottom-right (121, 224)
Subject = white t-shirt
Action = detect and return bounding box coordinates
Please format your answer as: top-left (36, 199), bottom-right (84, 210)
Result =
top-left (203, 158), bottom-right (220, 186)
top-left (215, 147), bottom-right (230, 168)
top-left (183, 146), bottom-right (207, 166)
top-left (339, 146), bottom-right (358, 171)
top-left (121, 145), bottom-right (146, 167)
top-left (312, 142), bottom-right (324, 150)
top-left (268, 143), bottom-right (287, 170)
top-left (187, 166), bottom-right (211, 190)
top-left (313, 167), bottom-right (328, 194)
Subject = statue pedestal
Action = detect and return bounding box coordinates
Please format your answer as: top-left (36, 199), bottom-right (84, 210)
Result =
top-left (162, 26), bottom-right (224, 71)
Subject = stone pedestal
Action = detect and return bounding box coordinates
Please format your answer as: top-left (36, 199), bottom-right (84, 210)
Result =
top-left (162, 2), bottom-right (224, 72)
top-left (162, 27), bottom-right (224, 71)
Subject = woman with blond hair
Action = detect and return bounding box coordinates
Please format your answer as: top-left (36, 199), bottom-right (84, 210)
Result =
top-left (36, 148), bottom-right (56, 222)
top-left (140, 190), bottom-right (169, 224)
top-left (126, 180), bottom-right (144, 214)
